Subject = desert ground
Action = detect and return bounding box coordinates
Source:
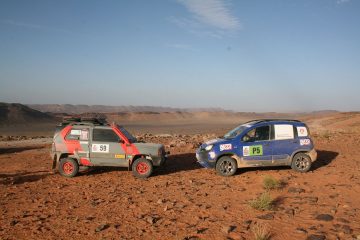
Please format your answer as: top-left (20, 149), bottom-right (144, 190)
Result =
top-left (1, 110), bottom-right (360, 240)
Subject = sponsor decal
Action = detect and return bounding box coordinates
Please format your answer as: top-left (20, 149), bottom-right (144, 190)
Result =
top-left (115, 154), bottom-right (125, 159)
top-left (243, 145), bottom-right (263, 156)
top-left (243, 146), bottom-right (250, 156)
top-left (300, 139), bottom-right (311, 146)
top-left (80, 130), bottom-right (89, 140)
top-left (209, 151), bottom-right (216, 159)
top-left (220, 144), bottom-right (232, 151)
top-left (297, 127), bottom-right (308, 137)
top-left (70, 129), bottom-right (81, 135)
top-left (91, 144), bottom-right (109, 153)
top-left (274, 125), bottom-right (294, 140)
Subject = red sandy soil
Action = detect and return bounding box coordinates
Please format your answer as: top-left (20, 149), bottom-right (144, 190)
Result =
top-left (1, 113), bottom-right (360, 240)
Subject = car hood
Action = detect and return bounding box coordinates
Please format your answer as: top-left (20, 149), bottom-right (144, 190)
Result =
top-left (201, 138), bottom-right (229, 148)
top-left (133, 142), bottom-right (163, 155)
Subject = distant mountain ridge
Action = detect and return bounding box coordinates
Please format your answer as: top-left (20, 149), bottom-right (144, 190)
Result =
top-left (0, 102), bottom-right (54, 125)
top-left (28, 104), bottom-right (227, 114)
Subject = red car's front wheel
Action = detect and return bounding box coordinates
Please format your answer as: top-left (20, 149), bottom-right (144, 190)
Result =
top-left (132, 158), bottom-right (153, 179)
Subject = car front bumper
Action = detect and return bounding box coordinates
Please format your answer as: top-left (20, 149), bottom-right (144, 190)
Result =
top-left (308, 148), bottom-right (317, 162)
top-left (196, 149), bottom-right (216, 169)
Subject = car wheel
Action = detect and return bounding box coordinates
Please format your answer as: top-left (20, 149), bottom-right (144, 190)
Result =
top-left (132, 158), bottom-right (153, 179)
top-left (59, 158), bottom-right (79, 178)
top-left (216, 156), bottom-right (237, 177)
top-left (291, 153), bottom-right (312, 172)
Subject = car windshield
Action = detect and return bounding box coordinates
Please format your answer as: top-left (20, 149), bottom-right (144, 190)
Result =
top-left (224, 122), bottom-right (256, 139)
top-left (117, 125), bottom-right (137, 143)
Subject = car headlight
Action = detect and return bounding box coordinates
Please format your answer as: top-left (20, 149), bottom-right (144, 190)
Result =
top-left (205, 145), bottom-right (213, 151)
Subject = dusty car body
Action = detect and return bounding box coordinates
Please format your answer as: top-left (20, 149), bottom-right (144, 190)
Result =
top-left (51, 117), bottom-right (167, 178)
top-left (196, 119), bottom-right (317, 176)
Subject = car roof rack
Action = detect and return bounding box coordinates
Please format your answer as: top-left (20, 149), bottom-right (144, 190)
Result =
top-left (60, 116), bottom-right (108, 126)
top-left (244, 119), bottom-right (301, 124)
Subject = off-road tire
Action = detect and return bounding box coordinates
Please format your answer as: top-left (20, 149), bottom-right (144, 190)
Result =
top-left (132, 158), bottom-right (153, 179)
top-left (59, 158), bottom-right (79, 178)
top-left (291, 153), bottom-right (312, 173)
top-left (216, 156), bottom-right (237, 177)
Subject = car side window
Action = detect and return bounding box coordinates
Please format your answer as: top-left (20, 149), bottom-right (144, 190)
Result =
top-left (65, 129), bottom-right (81, 140)
top-left (93, 129), bottom-right (120, 142)
top-left (242, 126), bottom-right (270, 142)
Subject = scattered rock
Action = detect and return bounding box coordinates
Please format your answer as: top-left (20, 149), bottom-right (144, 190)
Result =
top-left (288, 187), bottom-right (305, 193)
top-left (10, 219), bottom-right (18, 226)
top-left (295, 227), bottom-right (307, 234)
top-left (221, 225), bottom-right (236, 234)
top-left (316, 214), bottom-right (334, 221)
top-left (146, 216), bottom-right (155, 224)
top-left (257, 213), bottom-right (274, 220)
top-left (95, 224), bottom-right (110, 232)
top-left (285, 208), bottom-right (295, 216)
top-left (157, 199), bottom-right (164, 204)
top-left (197, 228), bottom-right (208, 234)
top-left (306, 234), bottom-right (326, 240)
top-left (341, 225), bottom-right (352, 234)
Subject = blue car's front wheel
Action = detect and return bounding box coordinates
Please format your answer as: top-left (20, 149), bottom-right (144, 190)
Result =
top-left (216, 156), bottom-right (237, 177)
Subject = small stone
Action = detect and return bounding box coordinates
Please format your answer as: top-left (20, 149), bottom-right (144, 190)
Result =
top-left (257, 213), bottom-right (274, 220)
top-left (196, 228), bottom-right (208, 234)
top-left (222, 225), bottom-right (236, 234)
top-left (341, 225), bottom-right (352, 234)
top-left (316, 214), bottom-right (334, 221)
top-left (146, 216), bottom-right (155, 224)
top-left (295, 228), bottom-right (307, 234)
top-left (157, 199), bottom-right (164, 204)
top-left (285, 208), bottom-right (295, 216)
top-left (288, 187), bottom-right (305, 193)
top-left (95, 224), bottom-right (110, 232)
top-left (10, 219), bottom-right (18, 226)
top-left (306, 234), bottom-right (326, 240)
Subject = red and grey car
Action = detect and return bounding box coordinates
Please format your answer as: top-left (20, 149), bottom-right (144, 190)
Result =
top-left (51, 117), bottom-right (167, 178)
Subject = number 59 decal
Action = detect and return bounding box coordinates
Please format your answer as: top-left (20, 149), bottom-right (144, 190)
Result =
top-left (92, 144), bottom-right (110, 153)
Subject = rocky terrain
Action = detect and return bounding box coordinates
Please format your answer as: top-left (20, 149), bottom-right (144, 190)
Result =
top-left (1, 112), bottom-right (360, 239)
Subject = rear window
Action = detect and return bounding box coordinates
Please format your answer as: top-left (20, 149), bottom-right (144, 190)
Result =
top-left (274, 124), bottom-right (294, 140)
top-left (65, 128), bottom-right (89, 141)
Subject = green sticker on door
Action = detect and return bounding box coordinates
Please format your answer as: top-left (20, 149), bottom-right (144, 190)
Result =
top-left (243, 145), bottom-right (263, 156)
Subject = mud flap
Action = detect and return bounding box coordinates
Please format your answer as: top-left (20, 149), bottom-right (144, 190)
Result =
top-left (51, 158), bottom-right (57, 171)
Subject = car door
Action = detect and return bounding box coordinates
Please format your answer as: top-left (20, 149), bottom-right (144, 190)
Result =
top-left (271, 124), bottom-right (299, 162)
top-left (241, 125), bottom-right (273, 162)
top-left (90, 127), bottom-right (128, 167)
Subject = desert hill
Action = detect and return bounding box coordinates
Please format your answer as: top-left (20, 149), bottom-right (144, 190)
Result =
top-left (0, 103), bottom-right (54, 125)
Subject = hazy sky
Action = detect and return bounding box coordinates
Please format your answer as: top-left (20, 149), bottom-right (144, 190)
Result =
top-left (0, 0), bottom-right (359, 112)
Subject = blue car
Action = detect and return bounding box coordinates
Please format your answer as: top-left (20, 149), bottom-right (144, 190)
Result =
top-left (196, 119), bottom-right (317, 176)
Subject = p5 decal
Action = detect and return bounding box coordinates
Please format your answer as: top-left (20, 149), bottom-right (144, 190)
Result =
top-left (220, 144), bottom-right (232, 151)
top-left (243, 145), bottom-right (263, 156)
top-left (300, 139), bottom-right (311, 146)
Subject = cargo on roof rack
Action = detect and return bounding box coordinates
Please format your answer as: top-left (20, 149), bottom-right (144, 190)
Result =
top-left (61, 116), bottom-right (108, 126)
